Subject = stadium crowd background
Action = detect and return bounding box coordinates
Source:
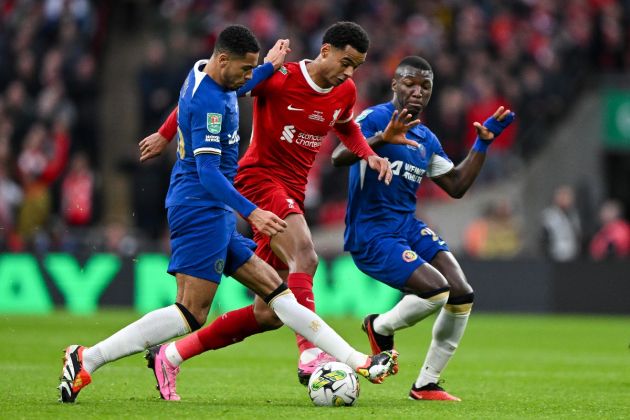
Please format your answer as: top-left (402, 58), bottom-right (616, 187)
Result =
top-left (1, 0), bottom-right (629, 261)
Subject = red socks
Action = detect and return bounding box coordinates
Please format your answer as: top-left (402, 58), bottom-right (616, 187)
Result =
top-left (175, 305), bottom-right (262, 361)
top-left (287, 272), bottom-right (317, 354)
top-left (174, 273), bottom-right (318, 361)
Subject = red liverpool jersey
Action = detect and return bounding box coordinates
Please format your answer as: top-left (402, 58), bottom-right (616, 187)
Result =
top-left (237, 60), bottom-right (357, 195)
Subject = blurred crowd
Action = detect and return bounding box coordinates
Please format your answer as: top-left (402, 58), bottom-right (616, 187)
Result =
top-left (462, 185), bottom-right (630, 261)
top-left (0, 0), bottom-right (107, 252)
top-left (1, 0), bottom-right (630, 260)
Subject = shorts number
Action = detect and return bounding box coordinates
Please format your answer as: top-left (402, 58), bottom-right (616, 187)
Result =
top-left (421, 227), bottom-right (439, 242)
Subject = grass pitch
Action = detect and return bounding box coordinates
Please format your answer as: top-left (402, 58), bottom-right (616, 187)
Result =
top-left (1, 311), bottom-right (629, 419)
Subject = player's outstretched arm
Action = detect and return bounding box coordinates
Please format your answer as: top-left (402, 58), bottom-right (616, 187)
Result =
top-left (332, 109), bottom-right (420, 166)
top-left (139, 106), bottom-right (178, 162)
top-left (236, 39), bottom-right (290, 97)
top-left (139, 132), bottom-right (169, 162)
top-left (367, 155), bottom-right (393, 185)
top-left (263, 39), bottom-right (290, 70)
top-left (433, 106), bottom-right (515, 198)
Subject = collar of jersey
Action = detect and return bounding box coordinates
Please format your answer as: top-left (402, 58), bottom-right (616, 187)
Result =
top-left (194, 59), bottom-right (226, 92)
top-left (299, 60), bottom-right (333, 94)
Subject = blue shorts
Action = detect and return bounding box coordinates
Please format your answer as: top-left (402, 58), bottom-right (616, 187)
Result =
top-left (167, 206), bottom-right (256, 283)
top-left (350, 219), bottom-right (449, 290)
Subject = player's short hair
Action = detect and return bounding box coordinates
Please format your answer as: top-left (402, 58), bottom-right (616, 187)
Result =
top-left (322, 21), bottom-right (369, 53)
top-left (214, 25), bottom-right (260, 57)
top-left (396, 56), bottom-right (432, 73)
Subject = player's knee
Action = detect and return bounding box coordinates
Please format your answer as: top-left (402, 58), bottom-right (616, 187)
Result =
top-left (291, 242), bottom-right (318, 274)
top-left (175, 302), bottom-right (204, 332)
top-left (444, 292), bottom-right (474, 315)
top-left (416, 286), bottom-right (450, 310)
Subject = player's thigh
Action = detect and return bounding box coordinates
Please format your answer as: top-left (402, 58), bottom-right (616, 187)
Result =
top-left (231, 253), bottom-right (284, 298)
top-left (270, 213), bottom-right (317, 265)
top-left (245, 181), bottom-right (307, 270)
top-left (167, 205), bottom-right (231, 307)
top-left (175, 272), bottom-right (219, 313)
top-left (351, 236), bottom-right (433, 291)
top-left (430, 251), bottom-right (473, 297)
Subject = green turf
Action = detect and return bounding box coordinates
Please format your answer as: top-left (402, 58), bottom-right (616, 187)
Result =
top-left (1, 311), bottom-right (629, 419)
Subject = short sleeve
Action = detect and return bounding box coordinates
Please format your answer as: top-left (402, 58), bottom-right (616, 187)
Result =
top-left (426, 132), bottom-right (454, 178)
top-left (191, 89), bottom-right (224, 157)
top-left (335, 81), bottom-right (356, 124)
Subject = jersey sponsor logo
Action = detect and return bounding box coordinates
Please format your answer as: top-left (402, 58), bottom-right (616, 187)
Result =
top-left (280, 126), bottom-right (325, 149)
top-left (387, 159), bottom-right (425, 183)
top-left (207, 113), bottom-right (222, 134)
top-left (280, 125), bottom-right (296, 143)
top-left (287, 104), bottom-right (304, 111)
top-left (286, 198), bottom-right (295, 209)
top-left (296, 132), bottom-right (324, 149)
top-left (214, 259), bottom-right (225, 274)
top-left (205, 134), bottom-right (220, 142)
top-left (279, 66), bottom-right (288, 75)
top-left (402, 250), bottom-right (418, 262)
top-left (308, 110), bottom-right (325, 122)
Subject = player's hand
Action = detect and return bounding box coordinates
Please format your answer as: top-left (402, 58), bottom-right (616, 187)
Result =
top-left (248, 208), bottom-right (288, 237)
top-left (367, 155), bottom-right (393, 185)
top-left (382, 108), bottom-right (421, 147)
top-left (264, 39), bottom-right (291, 71)
top-left (139, 132), bottom-right (169, 162)
top-left (473, 106), bottom-right (516, 142)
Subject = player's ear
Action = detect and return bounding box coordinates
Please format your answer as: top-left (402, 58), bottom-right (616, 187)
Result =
top-left (320, 43), bottom-right (330, 59)
top-left (391, 78), bottom-right (397, 92)
top-left (217, 52), bottom-right (230, 67)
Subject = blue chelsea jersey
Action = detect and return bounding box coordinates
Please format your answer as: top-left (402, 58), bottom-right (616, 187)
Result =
top-left (344, 102), bottom-right (454, 251)
top-left (165, 60), bottom-right (241, 210)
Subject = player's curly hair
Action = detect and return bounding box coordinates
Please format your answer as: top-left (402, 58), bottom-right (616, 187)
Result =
top-left (322, 21), bottom-right (369, 53)
top-left (215, 25), bottom-right (260, 56)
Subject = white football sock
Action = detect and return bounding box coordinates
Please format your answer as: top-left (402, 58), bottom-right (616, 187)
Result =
top-left (374, 292), bottom-right (449, 336)
top-left (82, 305), bottom-right (190, 374)
top-left (269, 292), bottom-right (368, 370)
top-left (415, 304), bottom-right (471, 388)
top-left (164, 342), bottom-right (184, 367)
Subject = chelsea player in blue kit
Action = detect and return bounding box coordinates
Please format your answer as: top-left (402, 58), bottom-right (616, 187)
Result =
top-left (332, 56), bottom-right (515, 401)
top-left (59, 25), bottom-right (397, 404)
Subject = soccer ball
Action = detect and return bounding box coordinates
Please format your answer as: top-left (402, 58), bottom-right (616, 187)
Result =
top-left (307, 361), bottom-right (360, 407)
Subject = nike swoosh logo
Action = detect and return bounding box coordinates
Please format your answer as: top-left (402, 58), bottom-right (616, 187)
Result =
top-left (306, 298), bottom-right (315, 303)
top-left (287, 105), bottom-right (304, 111)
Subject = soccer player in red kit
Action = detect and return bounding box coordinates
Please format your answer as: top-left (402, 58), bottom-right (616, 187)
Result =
top-left (139, 22), bottom-right (412, 398)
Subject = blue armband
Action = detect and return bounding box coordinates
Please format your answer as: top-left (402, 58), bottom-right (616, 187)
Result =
top-left (472, 137), bottom-right (490, 153)
top-left (472, 111), bottom-right (516, 153)
top-left (483, 112), bottom-right (516, 137)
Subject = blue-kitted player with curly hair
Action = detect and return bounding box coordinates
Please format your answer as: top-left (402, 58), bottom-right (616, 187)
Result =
top-left (332, 55), bottom-right (515, 402)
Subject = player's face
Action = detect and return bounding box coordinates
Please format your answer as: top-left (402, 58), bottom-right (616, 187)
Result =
top-left (320, 44), bottom-right (366, 87)
top-left (221, 52), bottom-right (259, 90)
top-left (392, 66), bottom-right (433, 117)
